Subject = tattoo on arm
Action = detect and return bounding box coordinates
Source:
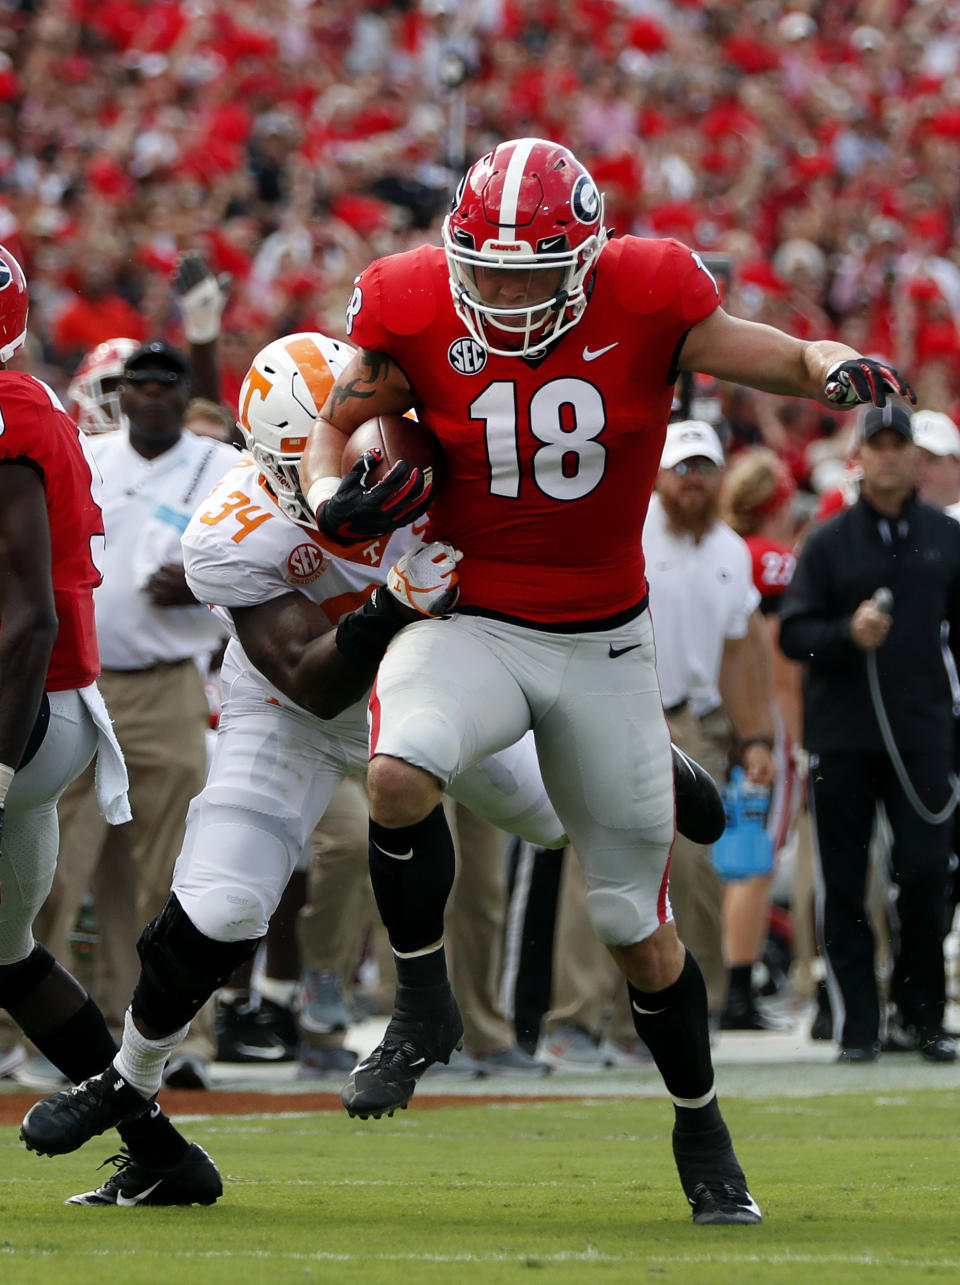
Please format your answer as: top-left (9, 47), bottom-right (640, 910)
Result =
top-left (329, 351), bottom-right (394, 416)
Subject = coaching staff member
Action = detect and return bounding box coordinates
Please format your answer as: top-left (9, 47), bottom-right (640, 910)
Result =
top-left (780, 402), bottom-right (960, 1063)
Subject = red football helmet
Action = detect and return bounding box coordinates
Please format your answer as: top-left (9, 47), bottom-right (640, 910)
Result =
top-left (0, 243), bottom-right (28, 363)
top-left (442, 138), bottom-right (607, 357)
top-left (67, 337), bottom-right (139, 433)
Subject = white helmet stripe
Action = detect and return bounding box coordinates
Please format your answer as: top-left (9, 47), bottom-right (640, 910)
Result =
top-left (498, 137), bottom-right (538, 232)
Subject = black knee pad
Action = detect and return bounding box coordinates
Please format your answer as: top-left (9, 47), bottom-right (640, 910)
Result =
top-left (0, 942), bottom-right (57, 1010)
top-left (133, 894), bottom-right (261, 1034)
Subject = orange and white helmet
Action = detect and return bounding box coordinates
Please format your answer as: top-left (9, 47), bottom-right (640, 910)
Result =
top-left (67, 337), bottom-right (139, 433)
top-left (237, 331), bottom-right (355, 529)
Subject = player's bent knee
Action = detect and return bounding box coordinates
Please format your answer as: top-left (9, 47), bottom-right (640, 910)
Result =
top-left (179, 883), bottom-right (270, 942)
top-left (133, 894), bottom-right (261, 1035)
top-left (585, 887), bottom-right (648, 948)
top-left (368, 754), bottom-right (442, 827)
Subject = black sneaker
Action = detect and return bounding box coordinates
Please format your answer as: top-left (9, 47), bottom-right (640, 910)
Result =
top-left (341, 984), bottom-right (463, 1119)
top-left (719, 999), bottom-right (790, 1032)
top-left (672, 1120), bottom-right (762, 1225)
top-left (215, 993), bottom-right (296, 1063)
top-left (20, 1066), bottom-right (154, 1157)
top-left (916, 1029), bottom-right (957, 1063)
top-left (837, 1042), bottom-right (880, 1064)
top-left (66, 1143), bottom-right (222, 1207)
top-left (672, 744), bottom-right (725, 846)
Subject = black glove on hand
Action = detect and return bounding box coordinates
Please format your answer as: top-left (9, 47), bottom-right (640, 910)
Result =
top-left (315, 450), bottom-right (434, 545)
top-left (824, 358), bottom-right (916, 409)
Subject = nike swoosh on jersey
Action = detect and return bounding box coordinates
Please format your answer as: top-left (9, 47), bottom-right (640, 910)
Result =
top-left (632, 1001), bottom-right (667, 1016)
top-left (116, 1180), bottom-right (163, 1207)
top-left (582, 342), bottom-right (619, 361)
top-left (608, 643), bottom-right (641, 658)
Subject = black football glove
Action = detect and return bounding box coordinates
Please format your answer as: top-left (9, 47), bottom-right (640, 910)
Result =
top-left (824, 358), bottom-right (916, 409)
top-left (315, 450), bottom-right (434, 545)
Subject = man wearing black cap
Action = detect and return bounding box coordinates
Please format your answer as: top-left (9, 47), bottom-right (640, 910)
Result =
top-left (780, 401), bottom-right (960, 1064)
top-left (41, 339), bottom-right (236, 1088)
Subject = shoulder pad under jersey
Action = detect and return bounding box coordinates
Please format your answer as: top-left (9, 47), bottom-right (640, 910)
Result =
top-left (360, 246), bottom-right (442, 338)
top-left (611, 237), bottom-right (719, 321)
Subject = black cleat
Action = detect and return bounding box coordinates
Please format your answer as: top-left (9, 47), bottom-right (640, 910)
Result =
top-left (66, 1143), bottom-right (222, 1207)
top-left (20, 1066), bottom-right (154, 1157)
top-left (719, 998), bottom-right (791, 1032)
top-left (672, 744), bottom-right (725, 846)
top-left (673, 1119), bottom-right (762, 1225)
top-left (215, 993), bottom-right (296, 1064)
top-left (342, 984), bottom-right (463, 1119)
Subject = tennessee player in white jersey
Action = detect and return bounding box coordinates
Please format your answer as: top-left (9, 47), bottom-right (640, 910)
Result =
top-left (175, 403), bottom-right (566, 950)
top-left (298, 139), bottom-right (916, 1225)
top-left (18, 331), bottom-right (571, 1161)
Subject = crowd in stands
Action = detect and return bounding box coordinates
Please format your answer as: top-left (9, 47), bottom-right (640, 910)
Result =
top-left (2, 0), bottom-right (960, 491)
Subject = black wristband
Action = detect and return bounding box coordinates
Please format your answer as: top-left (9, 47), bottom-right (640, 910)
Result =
top-left (334, 587), bottom-right (407, 665)
top-left (740, 735), bottom-right (775, 753)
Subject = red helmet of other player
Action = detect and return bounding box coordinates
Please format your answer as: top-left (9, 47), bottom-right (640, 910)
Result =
top-left (67, 337), bottom-right (139, 433)
top-left (0, 244), bottom-right (28, 363)
top-left (442, 137), bottom-right (607, 357)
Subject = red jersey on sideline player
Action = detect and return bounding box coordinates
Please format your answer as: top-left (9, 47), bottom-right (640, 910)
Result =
top-left (0, 369), bottom-right (103, 690)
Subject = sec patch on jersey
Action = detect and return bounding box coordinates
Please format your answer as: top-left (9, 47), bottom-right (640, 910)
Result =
top-left (342, 415), bottom-right (442, 488)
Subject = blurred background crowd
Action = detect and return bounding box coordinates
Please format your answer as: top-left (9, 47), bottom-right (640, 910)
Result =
top-left (3, 0), bottom-right (960, 496)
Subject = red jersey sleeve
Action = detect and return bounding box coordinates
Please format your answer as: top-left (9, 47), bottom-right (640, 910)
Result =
top-left (345, 248), bottom-right (440, 351)
top-left (614, 237), bottom-right (721, 328)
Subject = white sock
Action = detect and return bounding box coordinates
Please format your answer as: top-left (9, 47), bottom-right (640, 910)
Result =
top-left (256, 975), bottom-right (297, 1008)
top-left (113, 1008), bottom-right (190, 1099)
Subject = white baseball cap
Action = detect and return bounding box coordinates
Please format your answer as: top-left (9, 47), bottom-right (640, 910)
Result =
top-left (911, 409), bottom-right (960, 458)
top-left (660, 420), bottom-right (725, 471)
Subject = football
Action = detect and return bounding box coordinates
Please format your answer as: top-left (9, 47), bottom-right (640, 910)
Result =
top-left (341, 415), bottom-right (442, 488)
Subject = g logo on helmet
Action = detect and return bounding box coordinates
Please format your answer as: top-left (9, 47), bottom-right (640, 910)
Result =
top-left (571, 175), bottom-right (601, 225)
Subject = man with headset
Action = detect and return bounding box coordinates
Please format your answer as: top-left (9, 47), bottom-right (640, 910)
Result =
top-left (779, 402), bottom-right (960, 1064)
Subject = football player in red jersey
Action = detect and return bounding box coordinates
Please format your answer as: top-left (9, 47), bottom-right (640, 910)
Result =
top-left (298, 139), bottom-right (914, 1225)
top-left (0, 246), bottom-right (221, 1208)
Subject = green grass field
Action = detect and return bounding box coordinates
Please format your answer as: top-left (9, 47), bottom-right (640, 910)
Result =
top-left (2, 1091), bottom-right (958, 1284)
